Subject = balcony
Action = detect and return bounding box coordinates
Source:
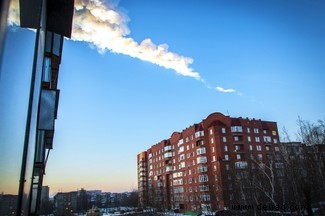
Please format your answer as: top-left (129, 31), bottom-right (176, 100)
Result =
top-left (234, 144), bottom-right (245, 153)
top-left (164, 145), bottom-right (172, 151)
top-left (164, 152), bottom-right (172, 159)
top-left (263, 136), bottom-right (272, 145)
top-left (235, 161), bottom-right (248, 169)
top-left (178, 139), bottom-right (184, 146)
top-left (166, 166), bottom-right (173, 172)
top-left (231, 126), bottom-right (243, 134)
top-left (197, 156), bottom-right (207, 164)
top-left (195, 131), bottom-right (204, 138)
top-left (138, 167), bottom-right (147, 172)
top-left (139, 172), bottom-right (147, 177)
top-left (196, 139), bottom-right (204, 147)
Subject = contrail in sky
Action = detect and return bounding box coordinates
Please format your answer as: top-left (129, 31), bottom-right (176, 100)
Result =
top-left (8, 0), bottom-right (240, 94)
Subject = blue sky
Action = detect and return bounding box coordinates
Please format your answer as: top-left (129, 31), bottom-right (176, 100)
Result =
top-left (1, 0), bottom-right (324, 194)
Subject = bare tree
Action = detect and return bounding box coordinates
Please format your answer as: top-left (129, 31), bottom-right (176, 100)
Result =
top-left (280, 118), bottom-right (325, 216)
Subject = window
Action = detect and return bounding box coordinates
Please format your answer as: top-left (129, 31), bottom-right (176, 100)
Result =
top-left (235, 161), bottom-right (248, 169)
top-left (254, 128), bottom-right (259, 134)
top-left (195, 131), bottom-right (204, 138)
top-left (224, 145), bottom-right (228, 151)
top-left (236, 154), bottom-right (241, 160)
top-left (173, 179), bottom-right (183, 185)
top-left (211, 146), bottom-right (215, 152)
top-left (275, 163), bottom-right (284, 168)
top-left (199, 174), bottom-right (209, 182)
top-left (196, 147), bottom-right (206, 155)
top-left (224, 154), bottom-right (229, 161)
top-left (197, 166), bottom-right (208, 173)
top-left (180, 162), bottom-right (185, 168)
top-left (274, 138), bottom-right (278, 144)
top-left (234, 136), bottom-right (239, 141)
top-left (272, 131), bottom-right (277, 135)
top-left (212, 156), bottom-right (216, 161)
top-left (179, 154), bottom-right (185, 161)
top-left (222, 137), bottom-right (227, 142)
top-left (164, 152), bottom-right (172, 158)
top-left (210, 129), bottom-right (213, 135)
top-left (247, 128), bottom-right (251, 133)
top-left (247, 136), bottom-right (251, 142)
top-left (196, 140), bottom-right (204, 146)
top-left (275, 147), bottom-right (280, 151)
top-left (263, 136), bottom-right (272, 143)
top-left (255, 137), bottom-right (260, 142)
top-left (257, 154), bottom-right (263, 160)
top-left (200, 194), bottom-right (210, 201)
top-left (221, 128), bottom-right (226, 133)
top-left (231, 126), bottom-right (243, 132)
top-left (266, 146), bottom-right (270, 151)
top-left (210, 138), bottom-right (214, 143)
top-left (256, 145), bottom-right (262, 151)
top-left (225, 164), bottom-right (230, 170)
top-left (263, 130), bottom-right (267, 134)
top-left (199, 185), bottom-right (209, 192)
top-left (197, 156), bottom-right (207, 164)
top-left (164, 145), bottom-right (172, 151)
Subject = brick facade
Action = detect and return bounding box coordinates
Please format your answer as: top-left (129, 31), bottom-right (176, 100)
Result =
top-left (137, 112), bottom-right (280, 212)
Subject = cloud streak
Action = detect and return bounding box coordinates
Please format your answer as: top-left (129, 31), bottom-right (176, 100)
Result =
top-left (216, 86), bottom-right (242, 96)
top-left (216, 86), bottom-right (236, 93)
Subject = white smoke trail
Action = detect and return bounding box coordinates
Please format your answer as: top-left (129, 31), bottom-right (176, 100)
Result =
top-left (8, 0), bottom-right (199, 79)
top-left (8, 0), bottom-right (242, 94)
top-left (216, 86), bottom-right (236, 93)
top-left (216, 86), bottom-right (242, 96)
top-left (72, 0), bottom-right (201, 79)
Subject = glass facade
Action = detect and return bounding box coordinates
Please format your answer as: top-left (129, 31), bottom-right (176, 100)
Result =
top-left (0, 11), bottom-right (36, 216)
top-left (0, 1), bottom-right (74, 215)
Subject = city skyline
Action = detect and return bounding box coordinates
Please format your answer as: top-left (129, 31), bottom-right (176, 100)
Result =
top-left (1, 0), bottom-right (324, 195)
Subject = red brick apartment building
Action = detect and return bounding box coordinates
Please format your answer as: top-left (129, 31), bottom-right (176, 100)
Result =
top-left (137, 112), bottom-right (281, 212)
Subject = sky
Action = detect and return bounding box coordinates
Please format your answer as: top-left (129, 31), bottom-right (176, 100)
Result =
top-left (1, 0), bottom-right (325, 195)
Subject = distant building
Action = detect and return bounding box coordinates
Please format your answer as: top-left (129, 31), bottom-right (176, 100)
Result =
top-left (41, 186), bottom-right (50, 203)
top-left (137, 112), bottom-right (282, 212)
top-left (0, 194), bottom-right (17, 216)
top-left (54, 191), bottom-right (78, 215)
top-left (87, 190), bottom-right (111, 208)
